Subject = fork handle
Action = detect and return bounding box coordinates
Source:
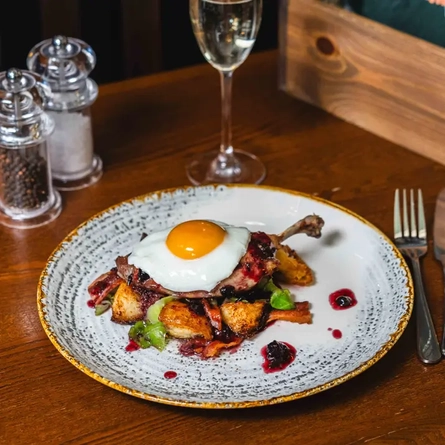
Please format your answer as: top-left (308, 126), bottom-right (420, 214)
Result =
top-left (410, 258), bottom-right (442, 364)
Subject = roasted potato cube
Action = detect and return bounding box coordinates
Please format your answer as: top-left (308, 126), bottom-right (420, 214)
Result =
top-left (220, 300), bottom-right (266, 337)
top-left (111, 282), bottom-right (144, 324)
top-left (159, 301), bottom-right (213, 341)
top-left (274, 244), bottom-right (314, 286)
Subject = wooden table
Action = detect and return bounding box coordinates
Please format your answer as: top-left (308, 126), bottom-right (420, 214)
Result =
top-left (2, 50), bottom-right (445, 445)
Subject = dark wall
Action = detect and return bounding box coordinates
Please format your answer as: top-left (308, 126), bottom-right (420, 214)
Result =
top-left (160, 0), bottom-right (278, 71)
top-left (0, 0), bottom-right (278, 85)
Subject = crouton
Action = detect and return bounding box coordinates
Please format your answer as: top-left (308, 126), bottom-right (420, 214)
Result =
top-left (111, 282), bottom-right (144, 324)
top-left (159, 301), bottom-right (213, 341)
top-left (220, 300), bottom-right (267, 337)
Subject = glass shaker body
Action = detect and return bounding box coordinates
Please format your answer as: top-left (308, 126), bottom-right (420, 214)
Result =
top-left (27, 36), bottom-right (102, 190)
top-left (0, 69), bottom-right (61, 229)
top-left (46, 104), bottom-right (102, 189)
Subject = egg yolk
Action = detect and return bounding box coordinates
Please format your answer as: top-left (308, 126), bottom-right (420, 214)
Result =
top-left (166, 220), bottom-right (226, 259)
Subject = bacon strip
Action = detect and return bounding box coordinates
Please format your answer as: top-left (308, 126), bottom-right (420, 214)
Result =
top-left (202, 337), bottom-right (244, 358)
top-left (178, 338), bottom-right (208, 357)
top-left (87, 269), bottom-right (123, 304)
top-left (202, 299), bottom-right (222, 331)
top-left (267, 302), bottom-right (312, 325)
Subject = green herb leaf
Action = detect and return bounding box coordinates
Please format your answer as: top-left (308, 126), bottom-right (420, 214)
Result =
top-left (144, 322), bottom-right (167, 351)
top-left (138, 337), bottom-right (151, 349)
top-left (263, 278), bottom-right (280, 293)
top-left (128, 320), bottom-right (167, 351)
top-left (146, 296), bottom-right (176, 324)
top-left (264, 279), bottom-right (296, 310)
top-left (270, 290), bottom-right (295, 310)
top-left (128, 321), bottom-right (145, 340)
top-left (94, 299), bottom-right (111, 316)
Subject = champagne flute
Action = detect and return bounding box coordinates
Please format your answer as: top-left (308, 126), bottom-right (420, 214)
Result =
top-left (187, 0), bottom-right (265, 185)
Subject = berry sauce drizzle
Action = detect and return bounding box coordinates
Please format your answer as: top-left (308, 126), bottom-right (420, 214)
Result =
top-left (329, 288), bottom-right (357, 310)
top-left (261, 341), bottom-right (296, 373)
top-left (125, 340), bottom-right (140, 352)
top-left (164, 371), bottom-right (177, 379)
top-left (87, 299), bottom-right (95, 308)
top-left (328, 328), bottom-right (343, 339)
top-left (332, 329), bottom-right (342, 339)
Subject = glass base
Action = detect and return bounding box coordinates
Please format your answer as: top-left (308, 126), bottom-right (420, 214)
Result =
top-left (53, 155), bottom-right (103, 191)
top-left (186, 149), bottom-right (266, 185)
top-left (0, 190), bottom-right (62, 229)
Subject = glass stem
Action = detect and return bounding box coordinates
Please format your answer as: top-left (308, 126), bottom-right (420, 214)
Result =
top-left (219, 70), bottom-right (234, 163)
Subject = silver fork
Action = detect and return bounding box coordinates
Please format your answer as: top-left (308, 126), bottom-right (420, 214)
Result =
top-left (393, 189), bottom-right (442, 364)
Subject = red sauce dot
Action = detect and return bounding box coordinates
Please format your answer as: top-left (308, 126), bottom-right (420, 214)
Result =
top-left (328, 327), bottom-right (332, 331)
top-left (332, 329), bottom-right (342, 339)
top-left (125, 340), bottom-right (140, 352)
top-left (164, 371), bottom-right (177, 379)
top-left (87, 299), bottom-right (95, 308)
top-left (329, 288), bottom-right (357, 310)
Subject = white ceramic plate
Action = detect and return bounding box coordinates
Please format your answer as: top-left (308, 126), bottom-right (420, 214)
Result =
top-left (37, 185), bottom-right (413, 409)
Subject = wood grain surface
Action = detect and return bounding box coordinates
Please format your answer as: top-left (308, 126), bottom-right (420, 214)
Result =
top-left (1, 50), bottom-right (445, 445)
top-left (280, 0), bottom-right (445, 167)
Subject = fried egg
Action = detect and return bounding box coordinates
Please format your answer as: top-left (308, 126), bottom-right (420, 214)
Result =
top-left (128, 220), bottom-right (251, 292)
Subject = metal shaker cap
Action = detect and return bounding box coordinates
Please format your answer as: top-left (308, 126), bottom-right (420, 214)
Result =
top-left (0, 68), bottom-right (54, 148)
top-left (27, 36), bottom-right (98, 111)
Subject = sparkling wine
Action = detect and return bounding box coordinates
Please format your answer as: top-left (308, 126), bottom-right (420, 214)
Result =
top-left (190, 0), bottom-right (262, 71)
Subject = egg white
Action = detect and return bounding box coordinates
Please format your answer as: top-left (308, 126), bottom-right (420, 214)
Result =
top-left (127, 220), bottom-right (251, 292)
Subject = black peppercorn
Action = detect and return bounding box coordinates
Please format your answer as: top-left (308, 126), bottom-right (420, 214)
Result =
top-left (0, 147), bottom-right (50, 211)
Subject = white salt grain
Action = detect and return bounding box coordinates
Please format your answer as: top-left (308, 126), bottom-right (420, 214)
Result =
top-left (47, 110), bottom-right (94, 180)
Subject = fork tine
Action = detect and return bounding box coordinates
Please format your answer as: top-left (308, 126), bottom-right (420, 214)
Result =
top-left (402, 189), bottom-right (410, 238)
top-left (410, 189), bottom-right (417, 238)
top-left (394, 189), bottom-right (402, 239)
top-left (418, 189), bottom-right (427, 240)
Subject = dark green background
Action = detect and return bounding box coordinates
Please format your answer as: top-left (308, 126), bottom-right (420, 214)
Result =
top-left (346, 0), bottom-right (445, 47)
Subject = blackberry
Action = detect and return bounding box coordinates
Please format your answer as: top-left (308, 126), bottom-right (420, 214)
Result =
top-left (266, 340), bottom-right (293, 369)
top-left (335, 295), bottom-right (353, 308)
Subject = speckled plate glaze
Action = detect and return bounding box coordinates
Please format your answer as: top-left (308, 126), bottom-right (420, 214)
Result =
top-left (37, 185), bottom-right (414, 409)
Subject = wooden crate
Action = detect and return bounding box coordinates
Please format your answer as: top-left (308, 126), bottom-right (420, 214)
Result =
top-left (279, 0), bottom-right (445, 165)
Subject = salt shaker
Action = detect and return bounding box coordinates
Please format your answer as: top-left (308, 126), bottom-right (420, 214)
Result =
top-left (27, 35), bottom-right (102, 190)
top-left (0, 68), bottom-right (62, 229)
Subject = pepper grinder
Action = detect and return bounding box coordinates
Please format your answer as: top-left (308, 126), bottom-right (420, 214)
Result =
top-left (0, 68), bottom-right (62, 229)
top-left (27, 35), bottom-right (102, 190)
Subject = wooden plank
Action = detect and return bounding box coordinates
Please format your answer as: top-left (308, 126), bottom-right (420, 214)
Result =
top-left (279, 0), bottom-right (445, 166)
top-left (39, 0), bottom-right (81, 38)
top-left (120, 0), bottom-right (162, 78)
